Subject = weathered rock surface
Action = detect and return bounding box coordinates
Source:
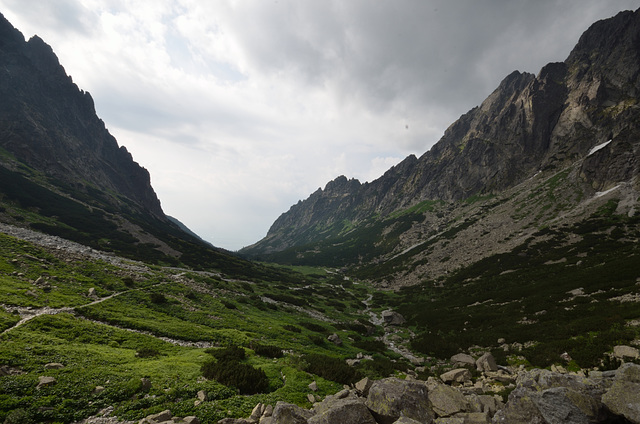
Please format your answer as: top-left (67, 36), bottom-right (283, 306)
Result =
top-left (309, 398), bottom-right (376, 424)
top-left (428, 384), bottom-right (470, 417)
top-left (601, 363), bottom-right (640, 423)
top-left (271, 402), bottom-right (315, 424)
top-left (475, 353), bottom-right (498, 373)
top-left (365, 378), bottom-right (433, 424)
top-left (450, 353), bottom-right (476, 368)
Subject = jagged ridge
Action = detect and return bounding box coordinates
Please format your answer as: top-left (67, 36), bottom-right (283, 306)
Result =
top-left (0, 13), bottom-right (163, 217)
top-left (242, 8), bottom-right (640, 261)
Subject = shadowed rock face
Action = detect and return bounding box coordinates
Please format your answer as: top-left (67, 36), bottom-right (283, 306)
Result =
top-left (244, 8), bottom-right (640, 258)
top-left (0, 13), bottom-right (164, 218)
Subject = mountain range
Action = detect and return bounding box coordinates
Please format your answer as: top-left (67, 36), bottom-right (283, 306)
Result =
top-left (241, 8), bottom-right (640, 288)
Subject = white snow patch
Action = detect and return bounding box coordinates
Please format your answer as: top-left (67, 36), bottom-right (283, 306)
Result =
top-left (587, 140), bottom-right (612, 156)
top-left (595, 184), bottom-right (621, 198)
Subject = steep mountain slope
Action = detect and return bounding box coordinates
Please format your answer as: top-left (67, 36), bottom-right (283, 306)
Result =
top-left (241, 8), bottom-right (640, 286)
top-left (0, 13), bottom-right (273, 278)
top-left (0, 13), bottom-right (161, 217)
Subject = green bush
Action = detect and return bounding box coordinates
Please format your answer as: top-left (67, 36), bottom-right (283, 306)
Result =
top-left (136, 347), bottom-right (161, 358)
top-left (299, 321), bottom-right (327, 333)
top-left (303, 353), bottom-right (362, 385)
top-left (149, 292), bottom-right (166, 304)
top-left (353, 339), bottom-right (386, 353)
top-left (251, 343), bottom-right (283, 358)
top-left (205, 346), bottom-right (246, 362)
top-left (3, 408), bottom-right (34, 424)
top-left (201, 346), bottom-right (268, 395)
top-left (221, 300), bottom-right (237, 309)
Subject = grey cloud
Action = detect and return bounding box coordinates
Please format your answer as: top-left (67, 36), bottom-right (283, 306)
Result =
top-left (0, 0), bottom-right (94, 36)
top-left (225, 1), bottom-right (639, 119)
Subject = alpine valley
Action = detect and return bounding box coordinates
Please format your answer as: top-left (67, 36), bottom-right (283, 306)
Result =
top-left (1, 7), bottom-right (640, 424)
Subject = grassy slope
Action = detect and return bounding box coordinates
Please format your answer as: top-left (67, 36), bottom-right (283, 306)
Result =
top-left (392, 204), bottom-right (640, 369)
top-left (0, 232), bottom-right (405, 423)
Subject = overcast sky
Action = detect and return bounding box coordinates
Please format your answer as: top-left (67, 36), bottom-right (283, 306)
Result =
top-left (0, 1), bottom-right (637, 250)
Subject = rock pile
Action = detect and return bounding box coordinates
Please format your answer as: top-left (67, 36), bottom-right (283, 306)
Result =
top-left (218, 363), bottom-right (640, 424)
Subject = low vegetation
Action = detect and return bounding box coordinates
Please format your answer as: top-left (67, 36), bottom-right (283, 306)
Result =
top-left (0, 231), bottom-right (403, 423)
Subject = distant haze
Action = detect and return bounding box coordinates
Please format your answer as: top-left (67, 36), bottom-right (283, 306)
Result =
top-left (0, 0), bottom-right (636, 250)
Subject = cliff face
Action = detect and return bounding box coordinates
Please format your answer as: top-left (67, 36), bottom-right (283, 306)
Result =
top-left (244, 8), bottom-right (640, 257)
top-left (0, 13), bottom-right (164, 218)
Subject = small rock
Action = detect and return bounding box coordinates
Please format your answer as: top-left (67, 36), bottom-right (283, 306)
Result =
top-left (197, 390), bottom-right (207, 401)
top-left (613, 345), bottom-right (640, 360)
top-left (307, 393), bottom-right (317, 404)
top-left (140, 377), bottom-right (152, 391)
top-left (451, 353), bottom-right (475, 367)
top-left (183, 417), bottom-right (201, 424)
top-left (355, 377), bottom-right (373, 396)
top-left (250, 403), bottom-right (264, 421)
top-left (44, 362), bottom-right (64, 369)
top-left (381, 310), bottom-right (406, 326)
top-left (309, 381), bottom-right (318, 391)
top-left (37, 376), bottom-right (57, 389)
top-left (146, 409), bottom-right (172, 422)
top-left (441, 368), bottom-right (472, 385)
top-left (335, 388), bottom-right (350, 399)
top-left (92, 386), bottom-right (105, 395)
top-left (262, 404), bottom-right (273, 417)
top-left (327, 333), bottom-right (342, 346)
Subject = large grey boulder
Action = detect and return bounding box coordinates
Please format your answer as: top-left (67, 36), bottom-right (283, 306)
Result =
top-left (613, 345), bottom-right (640, 360)
top-left (271, 401), bottom-right (315, 424)
top-left (475, 353), bottom-right (498, 373)
top-left (308, 398), bottom-right (376, 424)
top-left (366, 377), bottom-right (433, 424)
top-left (428, 384), bottom-right (470, 417)
top-left (381, 310), bottom-right (406, 326)
top-left (602, 363), bottom-right (640, 423)
top-left (450, 353), bottom-right (475, 368)
top-left (535, 387), bottom-right (600, 423)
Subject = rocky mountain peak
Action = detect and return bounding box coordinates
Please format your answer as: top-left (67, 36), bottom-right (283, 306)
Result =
top-left (0, 13), bottom-right (165, 218)
top-left (243, 7), bottom-right (640, 261)
top-left (324, 175), bottom-right (362, 193)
